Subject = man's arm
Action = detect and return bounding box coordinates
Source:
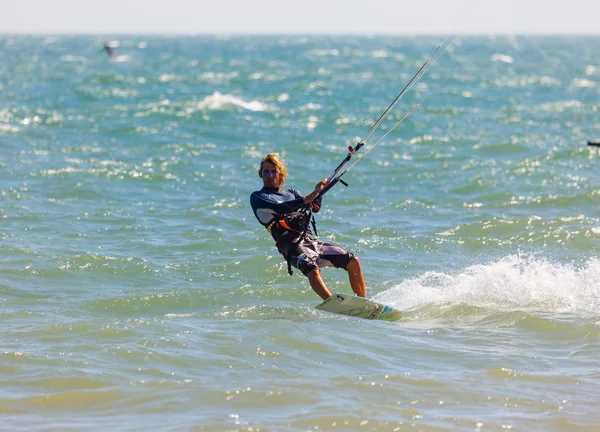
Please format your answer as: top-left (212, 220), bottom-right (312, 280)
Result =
top-left (303, 179), bottom-right (328, 212)
top-left (250, 190), bottom-right (306, 226)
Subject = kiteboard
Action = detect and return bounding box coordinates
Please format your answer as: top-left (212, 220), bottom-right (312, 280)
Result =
top-left (315, 293), bottom-right (401, 321)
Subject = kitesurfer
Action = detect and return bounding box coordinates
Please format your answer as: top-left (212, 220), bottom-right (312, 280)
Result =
top-left (250, 153), bottom-right (367, 300)
top-left (103, 42), bottom-right (114, 58)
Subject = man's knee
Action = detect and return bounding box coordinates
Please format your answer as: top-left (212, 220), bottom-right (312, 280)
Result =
top-left (346, 256), bottom-right (360, 270)
top-left (307, 268), bottom-right (320, 280)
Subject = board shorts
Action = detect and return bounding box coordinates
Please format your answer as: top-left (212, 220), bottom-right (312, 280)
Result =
top-left (278, 236), bottom-right (355, 277)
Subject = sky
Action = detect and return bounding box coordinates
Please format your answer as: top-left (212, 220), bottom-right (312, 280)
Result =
top-left (2, 0), bottom-right (599, 35)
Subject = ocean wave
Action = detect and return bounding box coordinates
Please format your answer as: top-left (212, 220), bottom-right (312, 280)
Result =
top-left (491, 53), bottom-right (514, 64)
top-left (196, 91), bottom-right (269, 112)
top-left (571, 78), bottom-right (596, 88)
top-left (436, 211), bottom-right (600, 245)
top-left (87, 290), bottom-right (225, 316)
top-left (493, 75), bottom-right (561, 88)
top-left (378, 254), bottom-right (600, 315)
top-left (0, 123), bottom-right (20, 133)
top-left (539, 100), bottom-right (584, 112)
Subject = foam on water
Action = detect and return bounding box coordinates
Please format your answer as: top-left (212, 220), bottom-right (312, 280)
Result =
top-left (378, 254), bottom-right (600, 315)
top-left (197, 91), bottom-right (269, 112)
top-left (491, 53), bottom-right (514, 64)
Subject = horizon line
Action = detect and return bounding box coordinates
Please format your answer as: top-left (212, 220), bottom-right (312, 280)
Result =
top-left (2, 31), bottom-right (600, 37)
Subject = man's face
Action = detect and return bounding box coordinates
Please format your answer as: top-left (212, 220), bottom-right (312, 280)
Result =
top-left (260, 161), bottom-right (280, 189)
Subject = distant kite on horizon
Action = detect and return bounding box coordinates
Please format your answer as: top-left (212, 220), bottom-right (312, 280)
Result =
top-left (103, 40), bottom-right (120, 59)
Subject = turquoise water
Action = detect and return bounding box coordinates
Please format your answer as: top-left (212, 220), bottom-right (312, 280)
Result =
top-left (1, 35), bottom-right (600, 431)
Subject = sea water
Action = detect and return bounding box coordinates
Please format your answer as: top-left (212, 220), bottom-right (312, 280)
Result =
top-left (1, 35), bottom-right (600, 431)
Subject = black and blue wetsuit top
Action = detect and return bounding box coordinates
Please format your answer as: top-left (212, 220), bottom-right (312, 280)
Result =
top-left (250, 186), bottom-right (321, 244)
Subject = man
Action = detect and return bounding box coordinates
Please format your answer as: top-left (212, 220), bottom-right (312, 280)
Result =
top-left (103, 42), bottom-right (115, 58)
top-left (250, 153), bottom-right (367, 300)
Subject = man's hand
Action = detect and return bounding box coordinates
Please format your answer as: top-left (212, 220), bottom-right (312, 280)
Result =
top-left (314, 178), bottom-right (329, 191)
top-left (304, 178), bottom-right (329, 204)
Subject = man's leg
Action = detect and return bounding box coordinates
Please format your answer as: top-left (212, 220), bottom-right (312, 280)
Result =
top-left (346, 257), bottom-right (367, 298)
top-left (307, 269), bottom-right (332, 300)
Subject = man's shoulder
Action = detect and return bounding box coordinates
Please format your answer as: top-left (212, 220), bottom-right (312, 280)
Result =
top-left (251, 187), bottom-right (271, 198)
top-left (250, 188), bottom-right (275, 203)
top-left (252, 187), bottom-right (298, 196)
